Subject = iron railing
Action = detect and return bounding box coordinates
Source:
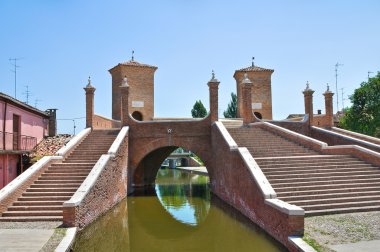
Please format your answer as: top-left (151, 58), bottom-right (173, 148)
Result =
top-left (0, 131), bottom-right (37, 151)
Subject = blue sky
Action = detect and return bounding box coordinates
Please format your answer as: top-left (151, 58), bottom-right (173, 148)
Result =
top-left (1, 0), bottom-right (379, 134)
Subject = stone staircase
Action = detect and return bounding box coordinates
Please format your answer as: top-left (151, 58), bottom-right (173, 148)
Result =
top-left (228, 126), bottom-right (380, 216)
top-left (0, 129), bottom-right (118, 222)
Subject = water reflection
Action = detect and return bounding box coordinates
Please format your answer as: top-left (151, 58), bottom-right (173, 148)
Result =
top-left (73, 169), bottom-right (286, 252)
top-left (155, 169), bottom-right (210, 226)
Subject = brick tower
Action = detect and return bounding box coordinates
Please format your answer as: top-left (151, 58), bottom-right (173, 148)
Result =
top-left (233, 61), bottom-right (274, 120)
top-left (109, 59), bottom-right (157, 121)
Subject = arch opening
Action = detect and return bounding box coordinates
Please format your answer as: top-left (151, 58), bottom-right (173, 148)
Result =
top-left (254, 111), bottom-right (262, 119)
top-left (134, 146), bottom-right (210, 227)
top-left (132, 111), bottom-right (143, 121)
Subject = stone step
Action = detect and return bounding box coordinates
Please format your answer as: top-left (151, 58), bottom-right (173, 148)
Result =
top-left (63, 160), bottom-right (98, 164)
top-left (289, 195), bottom-right (380, 206)
top-left (7, 205), bottom-right (63, 211)
top-left (26, 187), bottom-right (77, 193)
top-left (276, 186), bottom-right (380, 197)
top-left (51, 163), bottom-right (94, 167)
top-left (22, 192), bottom-right (74, 197)
top-left (279, 190), bottom-right (380, 202)
top-left (41, 172), bottom-right (90, 176)
top-left (252, 153), bottom-right (313, 158)
top-left (261, 164), bottom-right (374, 173)
top-left (269, 174), bottom-right (380, 184)
top-left (300, 200), bottom-right (380, 211)
top-left (34, 180), bottom-right (84, 184)
top-left (0, 216), bottom-right (63, 222)
top-left (2, 210), bottom-right (62, 217)
top-left (38, 176), bottom-right (86, 181)
top-left (45, 169), bottom-right (92, 174)
top-left (257, 160), bottom-right (365, 167)
top-left (13, 201), bottom-right (64, 206)
top-left (267, 170), bottom-right (380, 179)
top-left (273, 181), bottom-right (380, 192)
top-left (18, 196), bottom-right (71, 201)
top-left (306, 205), bottom-right (380, 216)
top-left (30, 183), bottom-right (81, 188)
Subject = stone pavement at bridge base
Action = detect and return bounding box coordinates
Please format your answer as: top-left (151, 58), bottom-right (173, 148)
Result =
top-left (0, 228), bottom-right (54, 251)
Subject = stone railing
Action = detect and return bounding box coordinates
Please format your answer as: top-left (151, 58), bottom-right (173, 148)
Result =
top-left (258, 122), bottom-right (380, 167)
top-left (311, 126), bottom-right (380, 153)
top-left (332, 127), bottom-right (380, 145)
top-left (0, 127), bottom-right (91, 214)
top-left (212, 122), bottom-right (304, 251)
top-left (62, 126), bottom-right (129, 229)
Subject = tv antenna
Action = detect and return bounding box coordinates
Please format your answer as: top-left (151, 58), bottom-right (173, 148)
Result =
top-left (23, 85), bottom-right (32, 104)
top-left (9, 57), bottom-right (24, 99)
top-left (340, 88), bottom-right (346, 112)
top-left (335, 62), bottom-right (344, 112)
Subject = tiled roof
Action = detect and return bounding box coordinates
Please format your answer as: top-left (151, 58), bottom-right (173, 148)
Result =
top-left (0, 92), bottom-right (49, 117)
top-left (119, 60), bottom-right (157, 69)
top-left (236, 65), bottom-right (274, 72)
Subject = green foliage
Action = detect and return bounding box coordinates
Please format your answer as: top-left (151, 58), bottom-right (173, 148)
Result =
top-left (191, 100), bottom-right (207, 118)
top-left (340, 72), bottom-right (380, 137)
top-left (223, 92), bottom-right (237, 118)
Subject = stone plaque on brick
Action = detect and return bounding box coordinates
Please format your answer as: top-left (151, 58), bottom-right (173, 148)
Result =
top-left (252, 103), bottom-right (262, 109)
top-left (132, 101), bottom-right (144, 108)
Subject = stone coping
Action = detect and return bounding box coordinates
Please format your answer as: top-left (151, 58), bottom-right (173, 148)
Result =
top-left (63, 155), bottom-right (111, 207)
top-left (288, 236), bottom-right (316, 252)
top-left (108, 126), bottom-right (128, 156)
top-left (265, 199), bottom-right (304, 216)
top-left (332, 127), bottom-right (380, 144)
top-left (0, 156), bottom-right (62, 202)
top-left (215, 122), bottom-right (304, 215)
top-left (56, 128), bottom-right (91, 158)
top-left (63, 127), bottom-right (127, 207)
top-left (55, 227), bottom-right (77, 252)
top-left (259, 122), bottom-right (327, 151)
top-left (237, 147), bottom-right (276, 199)
top-left (314, 126), bottom-right (380, 150)
top-left (214, 121), bottom-right (238, 150)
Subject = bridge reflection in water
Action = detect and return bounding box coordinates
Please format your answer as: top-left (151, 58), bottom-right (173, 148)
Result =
top-left (73, 169), bottom-right (285, 252)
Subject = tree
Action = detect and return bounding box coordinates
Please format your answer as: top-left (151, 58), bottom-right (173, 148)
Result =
top-left (223, 92), bottom-right (237, 118)
top-left (340, 71), bottom-right (380, 137)
top-left (191, 100), bottom-right (207, 118)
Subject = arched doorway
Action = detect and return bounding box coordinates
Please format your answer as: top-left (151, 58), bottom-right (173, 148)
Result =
top-left (132, 111), bottom-right (143, 121)
top-left (254, 112), bottom-right (262, 119)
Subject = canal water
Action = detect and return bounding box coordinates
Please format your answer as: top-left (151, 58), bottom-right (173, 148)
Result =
top-left (73, 169), bottom-right (285, 251)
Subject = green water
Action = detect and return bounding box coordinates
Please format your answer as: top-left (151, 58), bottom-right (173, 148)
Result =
top-left (73, 169), bottom-right (285, 251)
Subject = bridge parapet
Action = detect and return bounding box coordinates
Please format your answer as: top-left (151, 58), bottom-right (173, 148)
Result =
top-left (211, 121), bottom-right (304, 251)
top-left (62, 127), bottom-right (129, 228)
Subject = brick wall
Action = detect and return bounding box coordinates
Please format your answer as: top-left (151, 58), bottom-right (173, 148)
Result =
top-left (63, 130), bottom-right (129, 228)
top-left (210, 123), bottom-right (303, 250)
top-left (93, 114), bottom-right (121, 129)
top-left (109, 64), bottom-right (156, 121)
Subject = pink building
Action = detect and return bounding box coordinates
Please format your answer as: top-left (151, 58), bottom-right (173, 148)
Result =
top-left (0, 92), bottom-right (51, 188)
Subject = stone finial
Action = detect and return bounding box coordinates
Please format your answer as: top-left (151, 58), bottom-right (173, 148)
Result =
top-left (86, 76), bottom-right (94, 88)
top-left (252, 57), bottom-right (255, 67)
top-left (324, 83), bottom-right (333, 94)
top-left (242, 73), bottom-right (252, 84)
top-left (209, 70), bottom-right (219, 83)
top-left (303, 81), bottom-right (314, 93)
top-left (121, 75), bottom-right (129, 87)
top-left (131, 50), bottom-right (134, 61)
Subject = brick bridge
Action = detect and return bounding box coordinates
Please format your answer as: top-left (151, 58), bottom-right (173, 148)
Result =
top-left (2, 69), bottom-right (380, 252)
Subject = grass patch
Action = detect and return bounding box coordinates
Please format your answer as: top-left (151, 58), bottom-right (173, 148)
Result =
top-left (303, 233), bottom-right (324, 252)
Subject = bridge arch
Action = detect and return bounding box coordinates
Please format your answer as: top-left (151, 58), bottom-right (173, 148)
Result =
top-left (127, 115), bottom-right (213, 191)
top-left (132, 142), bottom-right (212, 188)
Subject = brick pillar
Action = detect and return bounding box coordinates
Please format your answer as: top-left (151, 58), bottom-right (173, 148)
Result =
top-left (323, 84), bottom-right (334, 128)
top-left (208, 71), bottom-right (220, 124)
top-left (303, 81), bottom-right (314, 126)
top-left (242, 73), bottom-right (254, 125)
top-left (84, 77), bottom-right (96, 129)
top-left (120, 76), bottom-right (129, 126)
